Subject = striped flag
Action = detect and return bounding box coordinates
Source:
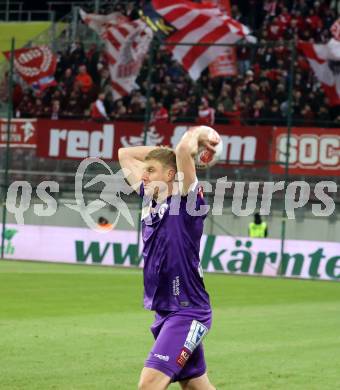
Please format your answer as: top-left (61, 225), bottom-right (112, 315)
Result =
top-left (331, 18), bottom-right (340, 41)
top-left (298, 39), bottom-right (340, 107)
top-left (151, 0), bottom-right (252, 80)
top-left (80, 9), bottom-right (153, 100)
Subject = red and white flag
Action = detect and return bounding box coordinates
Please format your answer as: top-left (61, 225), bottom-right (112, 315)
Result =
top-left (3, 46), bottom-right (56, 85)
top-left (298, 39), bottom-right (340, 106)
top-left (152, 0), bottom-right (252, 80)
top-left (207, 0), bottom-right (238, 78)
top-left (80, 9), bottom-right (153, 100)
top-left (331, 18), bottom-right (340, 41)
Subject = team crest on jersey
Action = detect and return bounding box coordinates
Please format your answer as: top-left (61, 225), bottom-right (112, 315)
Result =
top-left (141, 201), bottom-right (168, 224)
top-left (157, 203), bottom-right (168, 219)
top-left (184, 320), bottom-right (208, 353)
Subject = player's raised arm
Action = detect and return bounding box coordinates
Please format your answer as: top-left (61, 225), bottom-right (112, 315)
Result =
top-left (118, 146), bottom-right (158, 191)
top-left (175, 126), bottom-right (219, 195)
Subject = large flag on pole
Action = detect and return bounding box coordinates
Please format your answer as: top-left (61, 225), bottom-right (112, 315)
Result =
top-left (298, 39), bottom-right (340, 106)
top-left (146, 0), bottom-right (253, 80)
top-left (3, 46), bottom-right (56, 85)
top-left (80, 9), bottom-right (153, 100)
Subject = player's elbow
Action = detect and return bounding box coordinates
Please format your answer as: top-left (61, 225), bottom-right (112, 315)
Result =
top-left (175, 141), bottom-right (191, 156)
top-left (118, 147), bottom-right (127, 163)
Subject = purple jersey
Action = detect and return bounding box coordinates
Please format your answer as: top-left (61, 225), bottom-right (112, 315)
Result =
top-left (140, 184), bottom-right (211, 312)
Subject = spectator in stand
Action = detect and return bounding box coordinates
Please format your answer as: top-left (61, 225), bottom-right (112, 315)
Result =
top-left (51, 100), bottom-right (61, 120)
top-left (334, 115), bottom-right (340, 126)
top-left (69, 41), bottom-right (87, 72)
top-left (103, 92), bottom-right (115, 117)
top-left (151, 102), bottom-right (169, 124)
top-left (91, 92), bottom-right (109, 122)
top-left (300, 104), bottom-right (315, 126)
top-left (86, 44), bottom-right (102, 84)
top-left (323, 7), bottom-right (337, 30)
top-left (237, 45), bottom-right (252, 75)
top-left (185, 94), bottom-right (199, 121)
top-left (12, 81), bottom-right (23, 112)
top-left (292, 90), bottom-right (304, 115)
top-left (217, 85), bottom-right (234, 112)
top-left (260, 46), bottom-right (277, 69)
top-left (16, 93), bottom-right (34, 118)
top-left (197, 97), bottom-right (215, 125)
top-left (225, 103), bottom-right (242, 126)
top-left (263, 0), bottom-right (278, 20)
top-left (215, 103), bottom-right (230, 124)
top-left (112, 99), bottom-right (127, 120)
top-left (75, 64), bottom-right (93, 94)
top-left (317, 105), bottom-right (331, 125)
top-left (32, 98), bottom-right (44, 117)
top-left (97, 67), bottom-right (111, 95)
top-left (266, 99), bottom-right (284, 125)
top-left (59, 68), bottom-right (75, 95)
top-left (63, 91), bottom-right (83, 118)
top-left (274, 83), bottom-right (287, 104)
top-left (305, 9), bottom-right (323, 37)
top-left (250, 99), bottom-right (267, 125)
top-left (127, 90), bottom-right (146, 120)
top-left (257, 79), bottom-right (271, 104)
top-left (170, 98), bottom-right (187, 123)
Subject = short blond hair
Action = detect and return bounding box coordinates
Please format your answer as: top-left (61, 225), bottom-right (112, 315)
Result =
top-left (145, 148), bottom-right (177, 171)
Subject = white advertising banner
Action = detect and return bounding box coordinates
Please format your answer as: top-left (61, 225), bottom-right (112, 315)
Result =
top-left (1, 224), bottom-right (340, 281)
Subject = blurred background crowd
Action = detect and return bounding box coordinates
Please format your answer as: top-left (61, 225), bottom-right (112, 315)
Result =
top-left (9, 0), bottom-right (340, 126)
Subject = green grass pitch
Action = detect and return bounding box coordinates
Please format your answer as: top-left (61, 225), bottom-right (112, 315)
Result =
top-left (0, 260), bottom-right (339, 389)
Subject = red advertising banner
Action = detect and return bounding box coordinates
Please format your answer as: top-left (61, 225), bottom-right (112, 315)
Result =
top-left (270, 127), bottom-right (340, 176)
top-left (36, 119), bottom-right (271, 166)
top-left (0, 118), bottom-right (37, 148)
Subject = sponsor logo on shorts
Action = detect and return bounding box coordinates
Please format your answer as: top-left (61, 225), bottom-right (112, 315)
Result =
top-left (176, 347), bottom-right (191, 368)
top-left (184, 320), bottom-right (208, 353)
top-left (154, 353), bottom-right (169, 362)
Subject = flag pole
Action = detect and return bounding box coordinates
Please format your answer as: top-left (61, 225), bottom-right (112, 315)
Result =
top-left (1, 37), bottom-right (15, 259)
top-left (278, 39), bottom-right (296, 275)
top-left (135, 37), bottom-right (158, 265)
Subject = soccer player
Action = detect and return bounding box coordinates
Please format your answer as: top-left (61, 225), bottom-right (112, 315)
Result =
top-left (118, 126), bottom-right (217, 390)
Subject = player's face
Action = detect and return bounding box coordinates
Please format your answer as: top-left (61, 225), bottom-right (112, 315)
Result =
top-left (142, 159), bottom-right (174, 198)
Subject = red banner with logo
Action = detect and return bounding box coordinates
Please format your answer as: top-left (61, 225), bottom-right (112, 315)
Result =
top-left (36, 119), bottom-right (271, 166)
top-left (3, 46), bottom-right (56, 85)
top-left (0, 118), bottom-right (37, 147)
top-left (209, 48), bottom-right (237, 77)
top-left (270, 127), bottom-right (340, 176)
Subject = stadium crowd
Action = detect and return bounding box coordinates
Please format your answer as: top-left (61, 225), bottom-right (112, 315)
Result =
top-left (11, 0), bottom-right (340, 126)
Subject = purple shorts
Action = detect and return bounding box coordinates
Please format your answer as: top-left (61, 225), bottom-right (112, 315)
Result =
top-left (144, 308), bottom-right (212, 382)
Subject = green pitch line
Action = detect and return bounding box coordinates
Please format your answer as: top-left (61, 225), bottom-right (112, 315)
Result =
top-left (0, 260), bottom-right (339, 389)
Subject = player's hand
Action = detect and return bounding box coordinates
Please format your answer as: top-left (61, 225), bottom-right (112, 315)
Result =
top-left (196, 128), bottom-right (220, 153)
